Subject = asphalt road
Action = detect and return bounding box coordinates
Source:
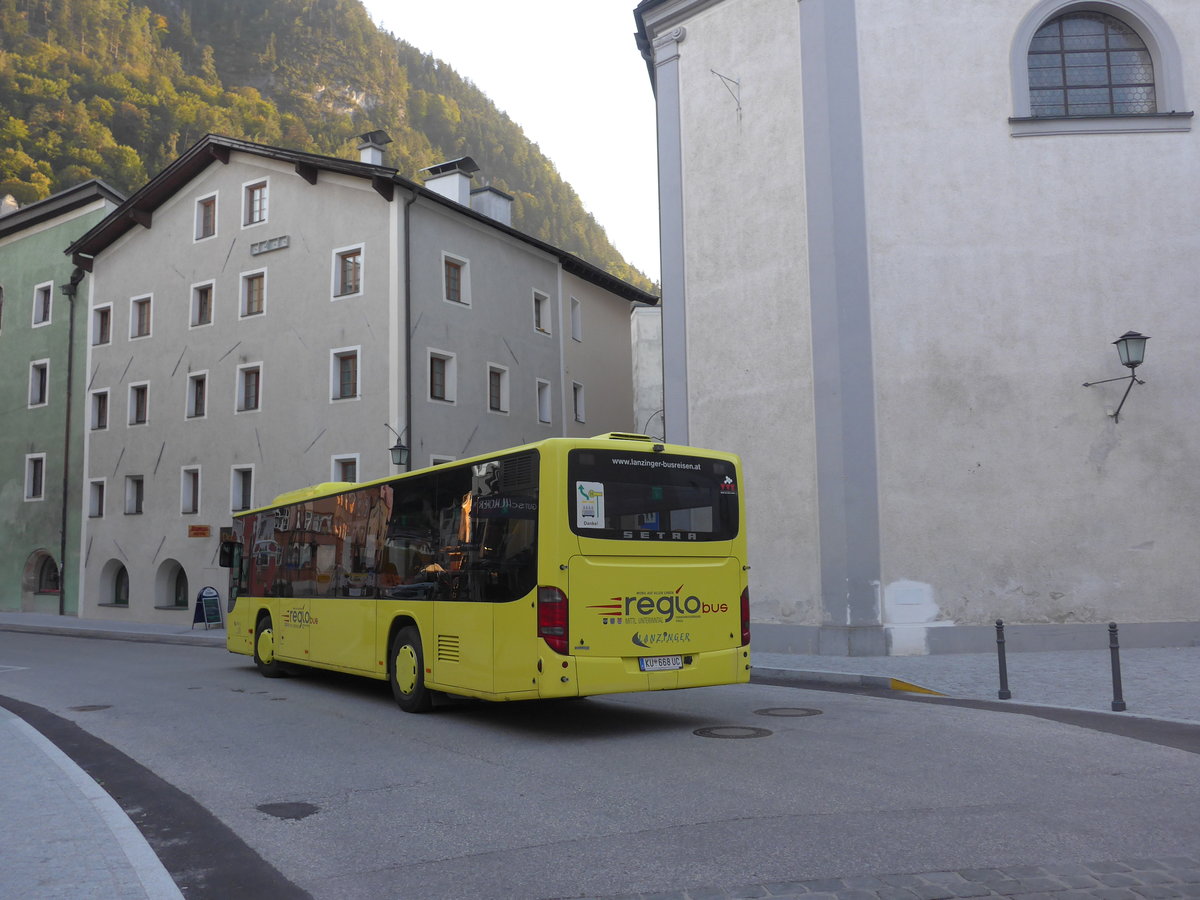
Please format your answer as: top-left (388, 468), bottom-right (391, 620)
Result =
top-left (2, 631), bottom-right (1199, 900)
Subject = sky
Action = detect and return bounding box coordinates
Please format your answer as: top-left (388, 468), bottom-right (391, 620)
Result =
top-left (360, 1), bottom-right (661, 283)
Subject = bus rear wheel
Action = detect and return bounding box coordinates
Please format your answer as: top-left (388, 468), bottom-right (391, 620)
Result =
top-left (389, 626), bottom-right (432, 713)
top-left (254, 614), bottom-right (286, 678)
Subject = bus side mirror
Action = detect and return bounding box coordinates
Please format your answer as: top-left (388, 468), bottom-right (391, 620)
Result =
top-left (218, 541), bottom-right (241, 569)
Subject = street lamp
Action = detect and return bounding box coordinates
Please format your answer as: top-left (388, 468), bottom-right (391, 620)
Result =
top-left (385, 423), bottom-right (410, 469)
top-left (1083, 331), bottom-right (1149, 424)
top-left (1113, 330), bottom-right (1149, 369)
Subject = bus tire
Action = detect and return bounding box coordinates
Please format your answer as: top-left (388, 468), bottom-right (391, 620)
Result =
top-left (389, 626), bottom-right (433, 713)
top-left (253, 614), bottom-right (286, 678)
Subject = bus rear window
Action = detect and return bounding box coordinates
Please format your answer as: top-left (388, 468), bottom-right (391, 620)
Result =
top-left (567, 449), bottom-right (738, 541)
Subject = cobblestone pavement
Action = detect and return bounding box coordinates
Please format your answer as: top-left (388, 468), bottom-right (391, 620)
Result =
top-left (582, 856), bottom-right (1200, 900)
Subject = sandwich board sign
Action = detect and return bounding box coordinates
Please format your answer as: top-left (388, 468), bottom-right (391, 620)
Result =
top-left (192, 586), bottom-right (222, 630)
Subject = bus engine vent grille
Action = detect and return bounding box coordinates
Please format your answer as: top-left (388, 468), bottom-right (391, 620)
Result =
top-left (500, 453), bottom-right (536, 492)
top-left (436, 634), bottom-right (461, 663)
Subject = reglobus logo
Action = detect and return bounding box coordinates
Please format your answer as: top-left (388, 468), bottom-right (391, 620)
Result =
top-left (588, 588), bottom-right (730, 625)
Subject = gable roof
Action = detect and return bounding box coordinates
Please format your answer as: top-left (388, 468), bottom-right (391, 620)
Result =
top-left (0, 180), bottom-right (124, 242)
top-left (66, 134), bottom-right (658, 305)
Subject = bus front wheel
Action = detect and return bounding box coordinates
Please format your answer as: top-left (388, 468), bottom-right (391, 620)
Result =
top-left (389, 626), bottom-right (432, 713)
top-left (254, 615), bottom-right (285, 678)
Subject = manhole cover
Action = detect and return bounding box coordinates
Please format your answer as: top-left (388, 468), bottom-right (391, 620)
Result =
top-left (68, 705), bottom-right (112, 712)
top-left (754, 707), bottom-right (823, 717)
top-left (693, 725), bottom-right (773, 739)
top-left (257, 802), bottom-right (319, 821)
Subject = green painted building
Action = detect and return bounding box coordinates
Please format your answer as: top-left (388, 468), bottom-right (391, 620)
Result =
top-left (0, 182), bottom-right (123, 615)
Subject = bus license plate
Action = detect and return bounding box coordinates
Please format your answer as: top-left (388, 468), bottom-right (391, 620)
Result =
top-left (639, 655), bottom-right (683, 672)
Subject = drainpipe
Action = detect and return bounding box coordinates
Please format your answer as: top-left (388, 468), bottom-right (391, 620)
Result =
top-left (403, 190), bottom-right (417, 469)
top-left (59, 267), bottom-right (85, 616)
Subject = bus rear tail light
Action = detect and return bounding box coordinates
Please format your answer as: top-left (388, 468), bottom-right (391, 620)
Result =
top-left (538, 586), bottom-right (569, 654)
top-left (740, 587), bottom-right (751, 646)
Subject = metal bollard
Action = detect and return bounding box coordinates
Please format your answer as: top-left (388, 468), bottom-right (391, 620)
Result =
top-left (1109, 622), bottom-right (1126, 712)
top-left (995, 619), bottom-right (1011, 700)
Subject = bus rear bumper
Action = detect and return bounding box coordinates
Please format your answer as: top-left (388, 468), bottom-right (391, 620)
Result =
top-left (542, 646), bottom-right (750, 698)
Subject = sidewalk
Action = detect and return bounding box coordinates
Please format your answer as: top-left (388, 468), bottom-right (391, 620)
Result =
top-left (0, 704), bottom-right (182, 899)
top-left (753, 645), bottom-right (1200, 724)
top-left (1, 610), bottom-right (1199, 900)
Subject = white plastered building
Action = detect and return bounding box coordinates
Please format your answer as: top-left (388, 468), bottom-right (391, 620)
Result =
top-left (635, 0), bottom-right (1200, 654)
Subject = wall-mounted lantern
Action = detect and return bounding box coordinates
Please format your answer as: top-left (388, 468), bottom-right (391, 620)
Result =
top-left (385, 422), bottom-right (410, 469)
top-left (1083, 331), bottom-right (1149, 424)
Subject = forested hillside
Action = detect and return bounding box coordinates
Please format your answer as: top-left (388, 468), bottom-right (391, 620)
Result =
top-left (0, 0), bottom-right (653, 290)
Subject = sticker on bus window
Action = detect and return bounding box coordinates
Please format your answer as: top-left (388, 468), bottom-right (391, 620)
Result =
top-left (576, 481), bottom-right (605, 528)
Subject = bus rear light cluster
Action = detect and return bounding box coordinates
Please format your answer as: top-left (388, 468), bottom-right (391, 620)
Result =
top-left (537, 586), bottom-right (569, 654)
top-left (740, 587), bottom-right (751, 646)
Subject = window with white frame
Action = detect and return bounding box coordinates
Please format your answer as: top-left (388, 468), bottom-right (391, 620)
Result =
top-left (330, 348), bottom-right (360, 401)
top-left (91, 390), bottom-right (109, 430)
top-left (28, 360), bottom-right (48, 407)
top-left (236, 364), bottom-right (261, 412)
top-left (125, 475), bottom-right (144, 514)
top-left (32, 282), bottom-right (52, 327)
top-left (332, 455), bottom-right (359, 483)
top-left (243, 179), bottom-right (268, 226)
top-left (536, 379), bottom-right (552, 424)
top-left (195, 193), bottom-right (217, 240)
top-left (487, 364), bottom-right (509, 414)
top-left (181, 467), bottom-right (201, 515)
top-left (430, 454), bottom-right (456, 467)
top-left (428, 349), bottom-right (456, 402)
top-left (231, 466), bottom-right (254, 511)
top-left (572, 382), bottom-right (586, 423)
top-left (128, 382), bottom-right (149, 425)
top-left (241, 271), bottom-right (265, 317)
top-left (187, 372), bottom-right (207, 418)
top-left (89, 479), bottom-right (105, 518)
top-left (443, 254), bottom-right (470, 305)
top-left (92, 305), bottom-right (112, 345)
top-left (570, 297), bottom-right (583, 342)
top-left (130, 296), bottom-right (152, 338)
top-left (333, 245), bottom-right (363, 298)
top-left (191, 282), bottom-right (214, 327)
top-left (533, 291), bottom-right (551, 334)
top-left (25, 454), bottom-right (46, 501)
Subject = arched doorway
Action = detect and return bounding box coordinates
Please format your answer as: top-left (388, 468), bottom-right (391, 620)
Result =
top-left (155, 559), bottom-right (189, 609)
top-left (99, 559), bottom-right (130, 608)
top-left (20, 550), bottom-right (59, 613)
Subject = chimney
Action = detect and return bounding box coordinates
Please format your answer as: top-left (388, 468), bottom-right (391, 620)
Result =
top-left (357, 130), bottom-right (392, 165)
top-left (420, 156), bottom-right (480, 206)
top-left (0, 194), bottom-right (18, 217)
top-left (470, 186), bottom-right (514, 226)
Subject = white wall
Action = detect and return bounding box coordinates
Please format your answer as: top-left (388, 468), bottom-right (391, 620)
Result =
top-left (644, 0), bottom-right (1200, 649)
top-left (671, 0), bottom-right (823, 627)
top-left (859, 0), bottom-right (1200, 630)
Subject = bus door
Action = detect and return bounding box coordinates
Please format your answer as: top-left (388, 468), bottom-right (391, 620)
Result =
top-left (247, 510), bottom-right (309, 662)
top-left (306, 490), bottom-right (386, 673)
top-left (430, 466), bottom-right (494, 693)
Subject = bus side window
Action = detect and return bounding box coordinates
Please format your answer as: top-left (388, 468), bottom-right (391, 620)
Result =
top-left (433, 466), bottom-right (475, 603)
top-left (383, 474), bottom-right (439, 598)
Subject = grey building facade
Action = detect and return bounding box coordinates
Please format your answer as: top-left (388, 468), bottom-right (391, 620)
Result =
top-left (68, 134), bottom-right (655, 624)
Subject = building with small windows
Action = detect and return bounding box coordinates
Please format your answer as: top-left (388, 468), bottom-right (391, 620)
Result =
top-left (0, 182), bottom-right (124, 615)
top-left (635, 0), bottom-right (1200, 654)
top-left (66, 134), bottom-right (655, 623)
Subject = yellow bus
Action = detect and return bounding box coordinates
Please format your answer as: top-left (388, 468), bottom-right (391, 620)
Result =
top-left (219, 433), bottom-right (750, 712)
